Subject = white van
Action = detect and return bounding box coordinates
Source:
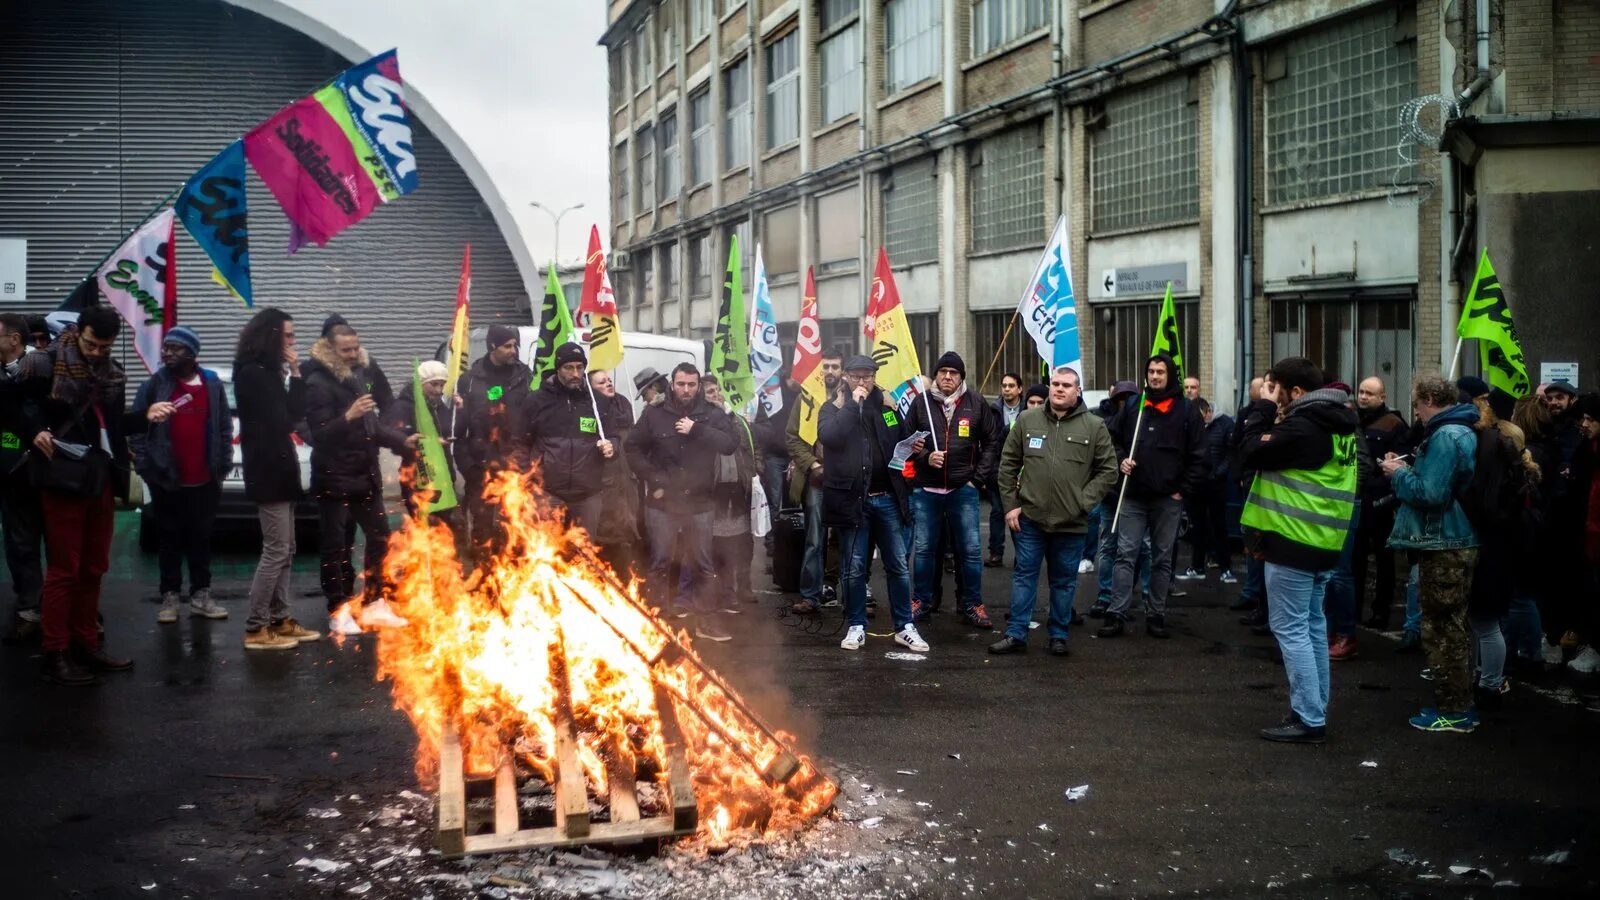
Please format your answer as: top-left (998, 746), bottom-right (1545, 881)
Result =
top-left (450, 328), bottom-right (705, 420)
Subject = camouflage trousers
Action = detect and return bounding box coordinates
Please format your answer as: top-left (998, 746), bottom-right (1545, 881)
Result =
top-left (1417, 548), bottom-right (1479, 713)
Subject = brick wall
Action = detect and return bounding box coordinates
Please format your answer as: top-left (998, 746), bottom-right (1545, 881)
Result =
top-left (722, 2), bottom-right (748, 46)
top-left (613, 107), bottom-right (630, 139)
top-left (657, 64), bottom-right (677, 95)
top-left (1555, 0), bottom-right (1600, 110)
top-left (1415, 0), bottom-right (1442, 374)
top-left (687, 35), bottom-right (710, 74)
top-left (1067, 104), bottom-right (1094, 377)
top-left (813, 121), bottom-right (859, 168)
top-left (963, 35), bottom-right (1052, 108)
top-left (1503, 0), bottom-right (1555, 113)
top-left (687, 184), bottom-right (712, 218)
top-left (659, 199), bottom-right (679, 229)
top-left (761, 145), bottom-right (801, 188)
top-left (722, 171), bottom-right (751, 203)
top-left (1195, 66), bottom-right (1213, 397)
top-left (878, 82), bottom-right (943, 142)
top-left (1080, 0), bottom-right (1213, 68)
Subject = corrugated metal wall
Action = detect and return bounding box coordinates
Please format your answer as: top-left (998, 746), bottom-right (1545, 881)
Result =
top-left (0, 0), bottom-right (530, 370)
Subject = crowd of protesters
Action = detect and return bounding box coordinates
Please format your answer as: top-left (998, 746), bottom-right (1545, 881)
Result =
top-left (3, 306), bottom-right (1598, 746)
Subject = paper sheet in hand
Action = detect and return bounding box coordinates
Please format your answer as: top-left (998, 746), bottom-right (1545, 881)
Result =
top-left (890, 431), bottom-right (930, 471)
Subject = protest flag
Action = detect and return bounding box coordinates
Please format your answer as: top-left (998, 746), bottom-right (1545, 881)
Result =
top-left (1455, 249), bottom-right (1531, 398)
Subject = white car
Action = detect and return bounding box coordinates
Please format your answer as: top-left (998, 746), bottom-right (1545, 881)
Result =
top-left (136, 364), bottom-right (318, 553)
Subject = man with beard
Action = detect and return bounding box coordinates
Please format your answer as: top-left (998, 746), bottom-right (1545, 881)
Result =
top-left (513, 342), bottom-right (613, 531)
top-left (456, 324), bottom-right (533, 555)
top-left (129, 327), bottom-right (233, 624)
top-left (784, 348), bottom-right (844, 615)
top-left (1099, 354), bottom-right (1205, 640)
top-left (1354, 376), bottom-right (1410, 629)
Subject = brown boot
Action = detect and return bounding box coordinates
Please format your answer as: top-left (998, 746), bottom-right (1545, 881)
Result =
top-left (74, 644), bottom-right (134, 672)
top-left (41, 651), bottom-right (99, 686)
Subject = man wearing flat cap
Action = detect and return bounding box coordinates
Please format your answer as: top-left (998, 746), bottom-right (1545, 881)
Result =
top-left (457, 323), bottom-right (533, 557)
top-left (514, 342), bottom-right (614, 531)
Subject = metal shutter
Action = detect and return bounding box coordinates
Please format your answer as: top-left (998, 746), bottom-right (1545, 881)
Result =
top-left (0, 0), bottom-right (530, 373)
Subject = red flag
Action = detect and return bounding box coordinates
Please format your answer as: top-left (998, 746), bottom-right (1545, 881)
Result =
top-left (792, 267), bottom-right (821, 382)
top-left (578, 225), bottom-right (623, 370)
top-left (863, 246), bottom-right (900, 341)
top-left (445, 244), bottom-right (470, 396)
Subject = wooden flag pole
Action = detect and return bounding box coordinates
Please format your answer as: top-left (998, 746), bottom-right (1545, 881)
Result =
top-left (977, 308), bottom-right (1022, 393)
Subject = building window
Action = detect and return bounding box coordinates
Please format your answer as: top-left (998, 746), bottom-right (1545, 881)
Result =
top-left (639, 256), bottom-right (655, 309)
top-left (610, 46), bottom-right (628, 107)
top-left (819, 1), bottom-right (862, 124)
top-left (662, 245), bottom-right (679, 303)
top-left (969, 122), bottom-right (1044, 254)
top-left (1266, 8), bottom-right (1417, 205)
top-left (724, 56), bottom-right (751, 170)
top-left (820, 318), bottom-right (859, 358)
top-left (635, 125), bottom-right (655, 209)
top-left (906, 313), bottom-right (941, 381)
top-left (1270, 292), bottom-right (1415, 411)
top-left (816, 186), bottom-right (860, 275)
top-left (1092, 300), bottom-right (1203, 391)
top-left (659, 1), bottom-right (677, 63)
top-left (885, 0), bottom-right (942, 95)
top-left (971, 311), bottom-right (1038, 394)
top-left (635, 20), bottom-right (652, 80)
top-left (689, 232), bottom-right (713, 297)
top-left (722, 219), bottom-right (752, 284)
top-left (689, 89), bottom-right (713, 186)
top-left (971, 0), bottom-right (1047, 57)
top-left (689, 0), bottom-right (715, 41)
top-left (658, 112), bottom-right (680, 199)
top-left (1091, 75), bottom-right (1199, 233)
top-left (883, 157), bottom-right (938, 266)
top-left (763, 205), bottom-right (800, 277)
top-left (765, 30), bottom-right (801, 149)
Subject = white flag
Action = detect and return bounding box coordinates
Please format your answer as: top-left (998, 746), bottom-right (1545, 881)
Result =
top-left (749, 243), bottom-right (784, 417)
top-left (97, 208), bottom-right (176, 374)
top-left (1017, 215), bottom-right (1082, 380)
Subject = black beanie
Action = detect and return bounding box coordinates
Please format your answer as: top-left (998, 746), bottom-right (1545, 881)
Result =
top-left (554, 342), bottom-right (586, 368)
top-left (1024, 384), bottom-right (1048, 404)
top-left (486, 323), bottom-right (520, 351)
top-left (321, 313), bottom-right (347, 337)
top-left (935, 351), bottom-right (966, 378)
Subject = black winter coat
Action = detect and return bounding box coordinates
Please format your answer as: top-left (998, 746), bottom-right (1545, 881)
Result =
top-left (1356, 405), bottom-right (1411, 501)
top-left (1199, 413), bottom-right (1234, 494)
top-left (513, 375), bottom-right (608, 502)
top-left (1109, 386), bottom-right (1206, 500)
top-left (906, 387), bottom-right (1000, 490)
top-left (818, 387), bottom-right (914, 528)
top-left (454, 355), bottom-right (533, 478)
top-left (16, 344), bottom-right (137, 499)
top-left (303, 339), bottom-right (409, 498)
top-left (625, 394), bottom-right (737, 512)
top-left (752, 382), bottom-right (797, 467)
top-left (232, 361), bottom-right (305, 503)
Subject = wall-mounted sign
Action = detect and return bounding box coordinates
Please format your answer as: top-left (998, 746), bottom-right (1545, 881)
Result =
top-left (0, 239), bottom-right (25, 304)
top-left (1540, 361), bottom-right (1579, 387)
top-left (1097, 262), bottom-right (1188, 299)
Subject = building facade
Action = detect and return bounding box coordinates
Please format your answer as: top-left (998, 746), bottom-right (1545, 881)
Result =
top-left (601, 0), bottom-right (1600, 402)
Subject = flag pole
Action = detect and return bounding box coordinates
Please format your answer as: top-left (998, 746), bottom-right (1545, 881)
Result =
top-left (583, 373), bottom-right (608, 443)
top-left (978, 308), bottom-right (1022, 393)
top-left (1447, 336), bottom-right (1464, 381)
top-left (80, 182), bottom-right (185, 283)
top-left (922, 382), bottom-right (940, 454)
top-left (1109, 390), bottom-right (1148, 534)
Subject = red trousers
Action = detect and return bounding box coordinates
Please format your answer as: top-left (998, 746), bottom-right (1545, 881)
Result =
top-left (40, 486), bottom-right (115, 652)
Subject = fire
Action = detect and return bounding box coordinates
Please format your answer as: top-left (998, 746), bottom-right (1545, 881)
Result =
top-left (374, 471), bottom-right (836, 843)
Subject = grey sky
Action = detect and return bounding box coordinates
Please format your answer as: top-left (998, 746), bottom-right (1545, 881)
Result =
top-left (270, 0), bottom-right (611, 267)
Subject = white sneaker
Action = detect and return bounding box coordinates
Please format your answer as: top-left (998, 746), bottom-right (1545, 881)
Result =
top-left (1176, 568), bottom-right (1204, 581)
top-left (840, 625), bottom-right (866, 651)
top-left (895, 624), bottom-right (929, 652)
top-left (1543, 640), bottom-right (1565, 666)
top-left (359, 598), bottom-right (409, 629)
top-left (328, 608), bottom-right (363, 637)
top-left (1078, 559), bottom-right (1094, 575)
top-left (1220, 571), bottom-right (1239, 585)
top-left (1568, 646), bottom-right (1600, 674)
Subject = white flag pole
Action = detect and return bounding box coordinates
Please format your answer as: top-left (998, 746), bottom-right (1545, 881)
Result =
top-left (1109, 391), bottom-right (1148, 534)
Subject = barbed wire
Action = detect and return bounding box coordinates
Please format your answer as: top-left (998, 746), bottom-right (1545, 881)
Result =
top-left (1387, 93), bottom-right (1460, 208)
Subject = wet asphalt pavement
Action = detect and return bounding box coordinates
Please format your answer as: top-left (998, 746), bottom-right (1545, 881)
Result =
top-left (1, 511), bottom-right (1597, 898)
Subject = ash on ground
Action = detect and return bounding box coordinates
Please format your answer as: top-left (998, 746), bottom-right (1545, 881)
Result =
top-left (288, 769), bottom-right (979, 899)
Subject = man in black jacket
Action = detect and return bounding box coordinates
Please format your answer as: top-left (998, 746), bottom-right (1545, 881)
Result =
top-left (625, 363), bottom-right (738, 642)
top-left (514, 342), bottom-right (613, 531)
top-left (1177, 398), bottom-right (1235, 583)
top-left (1354, 376), bottom-right (1410, 628)
top-left (456, 324), bottom-right (534, 556)
top-left (0, 313), bottom-right (44, 646)
top-left (304, 324), bottom-right (419, 637)
top-left (819, 355), bottom-right (928, 654)
top-left (906, 351), bottom-right (1000, 629)
top-left (1099, 353), bottom-right (1205, 639)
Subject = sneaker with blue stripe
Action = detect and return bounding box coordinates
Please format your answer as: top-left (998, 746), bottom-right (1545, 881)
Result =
top-left (1409, 707), bottom-right (1478, 733)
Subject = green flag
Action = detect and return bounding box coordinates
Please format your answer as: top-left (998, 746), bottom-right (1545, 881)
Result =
top-left (532, 264), bottom-right (577, 387)
top-left (410, 359), bottom-right (458, 514)
top-left (710, 235), bottom-right (755, 411)
top-left (1149, 281), bottom-right (1185, 381)
top-left (1456, 249), bottom-right (1531, 398)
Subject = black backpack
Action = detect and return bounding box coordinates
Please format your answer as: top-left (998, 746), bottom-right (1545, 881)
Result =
top-left (1457, 427), bottom-right (1532, 534)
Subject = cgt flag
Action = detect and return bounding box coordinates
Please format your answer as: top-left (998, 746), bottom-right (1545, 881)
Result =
top-left (409, 359), bottom-right (458, 514)
top-left (445, 244), bottom-right (471, 397)
top-left (1017, 215), bottom-right (1081, 377)
top-left (1456, 248), bottom-right (1531, 398)
top-left (711, 235), bottom-right (755, 412)
top-left (532, 265), bottom-right (577, 387)
top-left (578, 225), bottom-right (623, 372)
top-left (749, 243), bottom-right (784, 418)
top-left (864, 247), bottom-right (923, 414)
top-left (176, 140), bottom-right (252, 306)
top-left (792, 267), bottom-right (827, 445)
top-left (98, 208), bottom-right (177, 374)
top-left (1149, 282), bottom-right (1184, 381)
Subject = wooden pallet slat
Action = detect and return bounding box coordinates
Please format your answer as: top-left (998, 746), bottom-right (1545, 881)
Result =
top-left (606, 738), bottom-right (641, 824)
top-left (493, 757), bottom-right (518, 835)
top-left (653, 684), bottom-right (699, 832)
top-left (552, 703), bottom-right (592, 839)
top-left (437, 724), bottom-right (467, 857)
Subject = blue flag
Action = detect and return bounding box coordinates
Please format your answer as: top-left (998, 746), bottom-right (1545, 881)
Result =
top-left (1017, 216), bottom-right (1081, 377)
top-left (336, 49), bottom-right (420, 196)
top-left (176, 141), bottom-right (252, 306)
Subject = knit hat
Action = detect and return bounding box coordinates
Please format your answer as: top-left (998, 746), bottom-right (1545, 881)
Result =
top-left (1456, 375), bottom-right (1491, 401)
top-left (554, 342), bottom-right (586, 368)
top-left (1110, 380), bottom-right (1138, 400)
top-left (417, 360), bottom-right (447, 384)
top-left (1024, 384), bottom-right (1049, 404)
top-left (1577, 392), bottom-right (1600, 421)
top-left (486, 323), bottom-right (520, 351)
top-left (321, 314), bottom-right (347, 337)
top-left (934, 351), bottom-right (966, 378)
top-left (1545, 380), bottom-right (1578, 398)
top-left (843, 354), bottom-right (879, 373)
top-left (163, 326), bottom-right (201, 355)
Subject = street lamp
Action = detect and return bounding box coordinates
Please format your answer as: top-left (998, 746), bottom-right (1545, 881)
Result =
top-left (528, 201), bottom-right (585, 268)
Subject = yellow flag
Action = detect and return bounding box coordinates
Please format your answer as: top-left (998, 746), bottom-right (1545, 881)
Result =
top-left (865, 248), bottom-right (923, 413)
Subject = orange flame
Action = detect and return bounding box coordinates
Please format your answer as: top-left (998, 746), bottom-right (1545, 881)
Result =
top-left (374, 470), bottom-right (835, 841)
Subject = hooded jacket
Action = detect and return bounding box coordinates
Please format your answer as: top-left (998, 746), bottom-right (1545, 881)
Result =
top-left (454, 354), bottom-right (534, 479)
top-left (302, 338), bottom-right (410, 498)
top-left (128, 366), bottom-right (233, 491)
top-left (1108, 356), bottom-right (1206, 500)
top-left (1386, 402), bottom-right (1479, 551)
top-left (513, 374), bottom-right (608, 502)
top-left (817, 386), bottom-right (915, 528)
top-left (906, 382), bottom-right (1000, 491)
top-left (1234, 388), bottom-right (1360, 570)
top-left (998, 398), bottom-right (1118, 533)
top-left (625, 391), bottom-right (738, 512)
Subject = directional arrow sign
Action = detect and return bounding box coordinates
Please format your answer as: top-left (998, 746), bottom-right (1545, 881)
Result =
top-left (1095, 262), bottom-right (1188, 299)
top-left (1101, 269), bottom-right (1117, 298)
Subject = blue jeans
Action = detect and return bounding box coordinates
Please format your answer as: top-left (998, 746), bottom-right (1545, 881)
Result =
top-left (1265, 562), bottom-right (1334, 729)
top-left (1503, 593), bottom-right (1544, 661)
top-left (841, 494), bottom-right (913, 629)
top-left (986, 484), bottom-right (1006, 555)
top-left (1324, 508), bottom-right (1359, 638)
top-left (645, 507), bottom-right (715, 614)
top-left (1403, 563), bottom-right (1421, 634)
top-left (800, 485), bottom-right (827, 602)
top-left (1083, 503), bottom-right (1101, 562)
top-left (762, 457), bottom-right (788, 517)
top-left (1242, 555), bottom-right (1267, 604)
top-left (912, 486), bottom-right (983, 612)
top-left (1006, 519), bottom-right (1084, 642)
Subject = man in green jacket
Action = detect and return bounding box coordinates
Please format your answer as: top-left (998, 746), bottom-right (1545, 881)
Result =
top-left (991, 366), bottom-right (1118, 656)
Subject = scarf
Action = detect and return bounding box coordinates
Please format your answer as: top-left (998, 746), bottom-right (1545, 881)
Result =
top-left (931, 381), bottom-right (967, 418)
top-left (50, 329), bottom-right (124, 410)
